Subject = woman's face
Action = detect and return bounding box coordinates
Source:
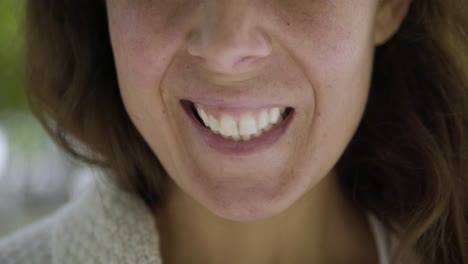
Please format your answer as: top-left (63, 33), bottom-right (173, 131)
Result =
top-left (106, 0), bottom-right (400, 221)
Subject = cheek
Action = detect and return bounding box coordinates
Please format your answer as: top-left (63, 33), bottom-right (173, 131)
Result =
top-left (274, 1), bottom-right (376, 69)
top-left (107, 1), bottom-right (189, 95)
top-left (107, 28), bottom-right (170, 156)
top-left (287, 2), bottom-right (376, 101)
top-left (107, 5), bottom-right (185, 126)
top-left (283, 2), bottom-right (376, 171)
top-left (110, 30), bottom-right (170, 95)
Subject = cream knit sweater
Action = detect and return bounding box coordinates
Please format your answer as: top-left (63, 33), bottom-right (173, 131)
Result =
top-left (0, 177), bottom-right (396, 264)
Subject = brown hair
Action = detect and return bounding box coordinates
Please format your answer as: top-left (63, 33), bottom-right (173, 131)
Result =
top-left (25, 0), bottom-right (467, 263)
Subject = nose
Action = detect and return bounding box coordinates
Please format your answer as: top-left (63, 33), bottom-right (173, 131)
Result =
top-left (187, 0), bottom-right (272, 74)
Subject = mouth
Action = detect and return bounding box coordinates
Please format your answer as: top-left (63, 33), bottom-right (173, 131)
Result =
top-left (181, 100), bottom-right (294, 155)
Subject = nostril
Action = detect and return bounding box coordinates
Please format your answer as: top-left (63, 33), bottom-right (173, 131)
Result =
top-left (235, 56), bottom-right (260, 69)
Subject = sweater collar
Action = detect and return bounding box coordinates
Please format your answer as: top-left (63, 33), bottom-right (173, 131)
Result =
top-left (51, 177), bottom-right (163, 264)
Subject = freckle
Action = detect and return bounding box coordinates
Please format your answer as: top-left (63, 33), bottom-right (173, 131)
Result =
top-left (286, 21), bottom-right (291, 26)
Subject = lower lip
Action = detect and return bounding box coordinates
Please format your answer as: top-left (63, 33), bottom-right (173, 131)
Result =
top-left (181, 100), bottom-right (294, 155)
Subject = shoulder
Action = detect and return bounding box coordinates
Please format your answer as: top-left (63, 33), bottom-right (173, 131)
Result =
top-left (2, 176), bottom-right (162, 264)
top-left (0, 213), bottom-right (56, 264)
top-left (0, 178), bottom-right (104, 264)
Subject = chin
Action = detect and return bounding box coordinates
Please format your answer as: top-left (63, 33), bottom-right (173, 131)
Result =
top-left (187, 171), bottom-right (310, 222)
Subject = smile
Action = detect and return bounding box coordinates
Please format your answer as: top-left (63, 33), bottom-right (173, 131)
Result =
top-left (181, 100), bottom-right (294, 155)
top-left (194, 103), bottom-right (290, 141)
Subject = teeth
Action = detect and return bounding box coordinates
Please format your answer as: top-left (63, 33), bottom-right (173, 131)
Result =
top-left (239, 115), bottom-right (257, 136)
top-left (219, 115), bottom-right (239, 138)
top-left (241, 134), bottom-right (252, 141)
top-left (257, 110), bottom-right (269, 130)
top-left (194, 104), bottom-right (288, 141)
top-left (208, 115), bottom-right (220, 134)
top-left (269, 107), bottom-right (280, 123)
top-left (196, 105), bottom-right (209, 127)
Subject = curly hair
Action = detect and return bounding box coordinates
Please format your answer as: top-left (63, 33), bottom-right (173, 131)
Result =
top-left (25, 0), bottom-right (467, 263)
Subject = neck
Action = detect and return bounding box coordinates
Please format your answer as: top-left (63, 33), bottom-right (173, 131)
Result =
top-left (154, 171), bottom-right (377, 264)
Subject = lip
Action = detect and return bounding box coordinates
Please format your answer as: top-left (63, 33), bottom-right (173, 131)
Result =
top-left (182, 94), bottom-right (291, 109)
top-left (181, 100), bottom-right (294, 155)
top-left (193, 102), bottom-right (288, 120)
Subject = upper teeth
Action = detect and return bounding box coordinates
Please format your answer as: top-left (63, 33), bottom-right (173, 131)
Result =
top-left (195, 104), bottom-right (287, 141)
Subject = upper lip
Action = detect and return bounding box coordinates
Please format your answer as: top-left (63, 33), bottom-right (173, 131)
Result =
top-left (181, 95), bottom-right (291, 110)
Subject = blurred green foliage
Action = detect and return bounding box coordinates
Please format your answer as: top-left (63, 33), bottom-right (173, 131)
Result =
top-left (0, 0), bottom-right (27, 111)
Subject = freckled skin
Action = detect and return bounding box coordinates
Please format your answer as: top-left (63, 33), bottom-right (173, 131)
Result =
top-left (106, 0), bottom-right (377, 221)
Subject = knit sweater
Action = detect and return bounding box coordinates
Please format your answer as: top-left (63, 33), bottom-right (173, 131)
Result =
top-left (0, 177), bottom-right (396, 264)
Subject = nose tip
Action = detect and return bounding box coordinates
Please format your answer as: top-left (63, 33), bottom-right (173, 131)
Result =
top-left (187, 28), bottom-right (272, 74)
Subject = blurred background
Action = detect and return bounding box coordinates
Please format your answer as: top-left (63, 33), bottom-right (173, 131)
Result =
top-left (0, 1), bottom-right (92, 238)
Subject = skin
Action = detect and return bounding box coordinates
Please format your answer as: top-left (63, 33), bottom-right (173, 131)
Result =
top-left (106, 0), bottom-right (411, 263)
